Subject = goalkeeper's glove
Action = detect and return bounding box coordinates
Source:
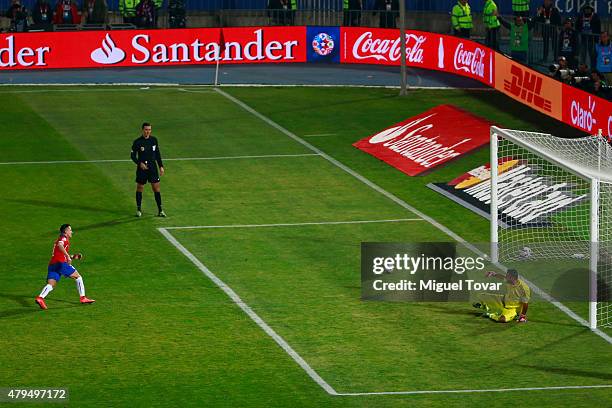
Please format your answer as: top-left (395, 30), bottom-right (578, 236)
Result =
top-left (518, 314), bottom-right (527, 323)
top-left (485, 271), bottom-right (496, 278)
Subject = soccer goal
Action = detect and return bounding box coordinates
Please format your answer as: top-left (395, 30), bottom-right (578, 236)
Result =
top-left (489, 126), bottom-right (612, 329)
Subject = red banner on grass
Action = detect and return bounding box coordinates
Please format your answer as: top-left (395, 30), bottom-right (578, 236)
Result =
top-left (353, 105), bottom-right (493, 176)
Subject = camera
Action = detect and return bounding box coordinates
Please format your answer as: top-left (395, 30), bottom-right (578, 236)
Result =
top-left (572, 76), bottom-right (590, 84)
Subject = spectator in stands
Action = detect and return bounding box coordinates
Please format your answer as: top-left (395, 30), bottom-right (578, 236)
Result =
top-left (499, 15), bottom-right (534, 64)
top-left (136, 0), bottom-right (156, 28)
top-left (451, 0), bottom-right (472, 38)
top-left (589, 70), bottom-right (611, 99)
top-left (375, 0), bottom-right (398, 29)
top-left (32, 0), bottom-right (53, 28)
top-left (5, 0), bottom-right (28, 32)
top-left (168, 0), bottom-right (185, 28)
top-left (343, 0), bottom-right (362, 27)
top-left (483, 0), bottom-right (500, 50)
top-left (512, 0), bottom-right (529, 18)
top-left (81, 0), bottom-right (108, 24)
top-left (53, 0), bottom-right (80, 24)
top-left (558, 18), bottom-right (578, 68)
top-left (576, 4), bottom-right (601, 68)
top-left (595, 31), bottom-right (612, 84)
top-left (267, 0), bottom-right (295, 26)
top-left (576, 62), bottom-right (590, 76)
top-left (119, 0), bottom-right (138, 24)
top-left (535, 0), bottom-right (561, 61)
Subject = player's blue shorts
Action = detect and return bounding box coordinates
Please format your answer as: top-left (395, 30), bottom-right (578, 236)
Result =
top-left (47, 262), bottom-right (77, 281)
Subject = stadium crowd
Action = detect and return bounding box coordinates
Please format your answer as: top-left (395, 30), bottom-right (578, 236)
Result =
top-left (2, 0), bottom-right (611, 98)
top-left (453, 0), bottom-right (611, 99)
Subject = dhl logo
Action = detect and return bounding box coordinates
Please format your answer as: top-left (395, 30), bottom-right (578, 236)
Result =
top-left (503, 65), bottom-right (552, 112)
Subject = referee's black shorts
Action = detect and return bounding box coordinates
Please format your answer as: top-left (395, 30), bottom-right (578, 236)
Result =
top-left (136, 167), bottom-right (160, 184)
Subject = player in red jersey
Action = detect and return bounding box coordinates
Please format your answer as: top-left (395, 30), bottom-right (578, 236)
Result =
top-left (35, 224), bottom-right (95, 310)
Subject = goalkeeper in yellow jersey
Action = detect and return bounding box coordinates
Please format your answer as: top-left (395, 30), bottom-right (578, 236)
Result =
top-left (473, 269), bottom-right (530, 323)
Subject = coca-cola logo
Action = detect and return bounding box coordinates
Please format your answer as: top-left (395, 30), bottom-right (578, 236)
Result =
top-left (352, 32), bottom-right (425, 63)
top-left (453, 43), bottom-right (485, 78)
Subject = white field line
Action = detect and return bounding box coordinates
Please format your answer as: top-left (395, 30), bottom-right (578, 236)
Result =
top-left (0, 88), bottom-right (161, 93)
top-left (160, 225), bottom-right (612, 396)
top-left (213, 87), bottom-right (612, 346)
top-left (157, 227), bottom-right (339, 396)
top-left (0, 83), bottom-right (495, 91)
top-left (0, 83), bottom-right (181, 87)
top-left (163, 218), bottom-right (422, 230)
top-left (0, 153), bottom-right (319, 166)
top-left (338, 384), bottom-right (612, 396)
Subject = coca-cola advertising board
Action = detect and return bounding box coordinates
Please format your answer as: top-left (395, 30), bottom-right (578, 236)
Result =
top-left (352, 105), bottom-right (493, 176)
top-left (562, 84), bottom-right (612, 138)
top-left (340, 27), bottom-right (494, 85)
top-left (0, 27), bottom-right (306, 70)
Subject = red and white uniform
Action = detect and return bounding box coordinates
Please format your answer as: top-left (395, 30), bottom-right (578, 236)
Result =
top-left (49, 235), bottom-right (70, 265)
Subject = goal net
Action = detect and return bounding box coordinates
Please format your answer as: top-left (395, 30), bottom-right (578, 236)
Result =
top-left (490, 126), bottom-right (612, 329)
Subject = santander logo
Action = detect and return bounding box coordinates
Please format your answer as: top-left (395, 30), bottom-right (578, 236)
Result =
top-left (453, 43), bottom-right (485, 78)
top-left (369, 114), bottom-right (435, 144)
top-left (90, 34), bottom-right (126, 65)
top-left (352, 32), bottom-right (425, 63)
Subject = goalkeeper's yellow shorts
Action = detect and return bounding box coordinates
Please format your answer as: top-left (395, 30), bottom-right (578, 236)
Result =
top-left (478, 293), bottom-right (519, 322)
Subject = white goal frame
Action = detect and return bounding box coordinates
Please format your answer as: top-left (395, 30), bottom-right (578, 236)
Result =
top-left (490, 126), bottom-right (611, 330)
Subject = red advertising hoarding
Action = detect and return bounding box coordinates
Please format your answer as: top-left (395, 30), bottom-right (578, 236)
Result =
top-left (0, 26), bottom-right (306, 70)
top-left (340, 27), bottom-right (495, 86)
top-left (353, 105), bottom-right (493, 176)
top-left (494, 53), bottom-right (563, 121)
top-left (562, 83), bottom-right (612, 137)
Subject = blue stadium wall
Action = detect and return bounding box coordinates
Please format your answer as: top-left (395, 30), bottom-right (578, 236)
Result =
top-left (3, 0), bottom-right (611, 17)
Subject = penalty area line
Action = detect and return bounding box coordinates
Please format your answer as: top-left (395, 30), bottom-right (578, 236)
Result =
top-left (163, 218), bottom-right (423, 230)
top-left (338, 384), bottom-right (612, 396)
top-left (159, 226), bottom-right (612, 397)
top-left (157, 227), bottom-right (339, 396)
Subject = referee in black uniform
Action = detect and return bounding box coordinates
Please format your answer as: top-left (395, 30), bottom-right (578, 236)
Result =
top-left (131, 122), bottom-right (166, 217)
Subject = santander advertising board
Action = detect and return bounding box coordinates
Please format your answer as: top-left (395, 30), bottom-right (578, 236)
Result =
top-left (0, 27), bottom-right (306, 70)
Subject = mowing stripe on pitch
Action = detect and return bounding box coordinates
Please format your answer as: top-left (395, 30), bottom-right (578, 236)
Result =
top-left (164, 218), bottom-right (423, 230)
top-left (158, 227), bottom-right (339, 396)
top-left (214, 87), bottom-right (612, 346)
top-left (0, 153), bottom-right (319, 166)
top-left (160, 226), bottom-right (612, 396)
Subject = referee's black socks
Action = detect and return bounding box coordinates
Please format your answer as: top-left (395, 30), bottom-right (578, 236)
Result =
top-left (154, 192), bottom-right (163, 212)
top-left (136, 191), bottom-right (143, 210)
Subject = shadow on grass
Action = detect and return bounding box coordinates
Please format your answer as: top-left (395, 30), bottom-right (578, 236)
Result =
top-left (6, 198), bottom-right (125, 216)
top-left (0, 293), bottom-right (80, 319)
top-left (516, 363), bottom-right (612, 382)
top-left (75, 216), bottom-right (147, 232)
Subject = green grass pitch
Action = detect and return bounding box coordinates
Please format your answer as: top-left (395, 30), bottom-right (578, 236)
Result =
top-left (0, 85), bottom-right (610, 407)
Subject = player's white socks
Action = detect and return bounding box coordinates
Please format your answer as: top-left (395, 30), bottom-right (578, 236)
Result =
top-left (39, 284), bottom-right (53, 299)
top-left (75, 277), bottom-right (86, 297)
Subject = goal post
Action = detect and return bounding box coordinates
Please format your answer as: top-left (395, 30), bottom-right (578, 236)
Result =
top-left (490, 126), bottom-right (612, 329)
